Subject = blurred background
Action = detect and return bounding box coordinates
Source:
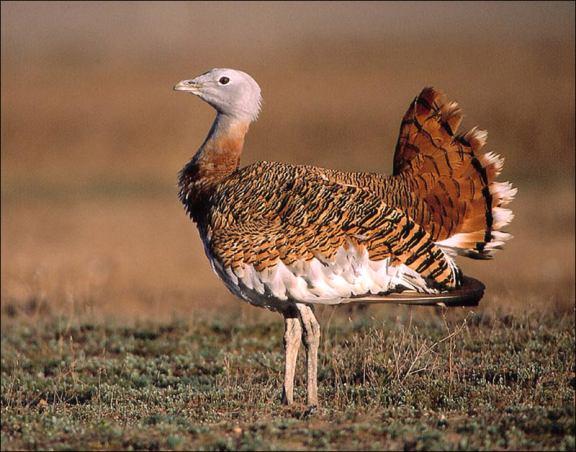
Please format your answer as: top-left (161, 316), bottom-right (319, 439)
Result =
top-left (1, 1), bottom-right (574, 323)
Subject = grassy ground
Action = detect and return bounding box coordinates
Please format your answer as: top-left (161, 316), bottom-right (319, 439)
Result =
top-left (1, 309), bottom-right (574, 450)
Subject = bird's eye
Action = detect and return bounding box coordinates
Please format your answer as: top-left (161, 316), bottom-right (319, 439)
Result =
top-left (219, 77), bottom-right (230, 85)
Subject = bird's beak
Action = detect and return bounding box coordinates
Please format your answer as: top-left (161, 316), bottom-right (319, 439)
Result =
top-left (174, 79), bottom-right (202, 94)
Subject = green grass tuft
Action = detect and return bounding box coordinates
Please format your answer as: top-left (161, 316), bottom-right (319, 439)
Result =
top-left (1, 311), bottom-right (574, 450)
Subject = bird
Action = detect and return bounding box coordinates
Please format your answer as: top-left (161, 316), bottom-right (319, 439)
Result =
top-left (174, 68), bottom-right (516, 407)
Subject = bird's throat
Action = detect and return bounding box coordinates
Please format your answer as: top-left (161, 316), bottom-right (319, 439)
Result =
top-left (192, 114), bottom-right (249, 180)
top-left (178, 114), bottom-right (250, 217)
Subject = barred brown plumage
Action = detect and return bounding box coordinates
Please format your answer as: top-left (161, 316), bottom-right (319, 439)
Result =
top-left (174, 69), bottom-right (515, 407)
top-left (200, 165), bottom-right (458, 297)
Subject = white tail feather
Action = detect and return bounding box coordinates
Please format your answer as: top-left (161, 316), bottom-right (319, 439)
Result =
top-left (491, 181), bottom-right (518, 206)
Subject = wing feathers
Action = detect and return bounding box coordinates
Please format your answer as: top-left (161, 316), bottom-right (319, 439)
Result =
top-left (208, 167), bottom-right (462, 304)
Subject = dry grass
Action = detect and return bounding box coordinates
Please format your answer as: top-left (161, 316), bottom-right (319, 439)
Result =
top-left (2, 311), bottom-right (574, 450)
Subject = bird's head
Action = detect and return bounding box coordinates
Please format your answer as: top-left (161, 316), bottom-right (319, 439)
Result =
top-left (174, 68), bottom-right (262, 122)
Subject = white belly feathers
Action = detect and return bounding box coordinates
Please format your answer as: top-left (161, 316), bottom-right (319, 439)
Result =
top-left (203, 240), bottom-right (443, 310)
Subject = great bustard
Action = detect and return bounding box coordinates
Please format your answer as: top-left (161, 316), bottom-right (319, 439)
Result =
top-left (174, 69), bottom-right (516, 407)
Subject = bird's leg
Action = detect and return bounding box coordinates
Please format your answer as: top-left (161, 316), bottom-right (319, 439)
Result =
top-left (296, 303), bottom-right (321, 407)
top-left (281, 311), bottom-right (302, 405)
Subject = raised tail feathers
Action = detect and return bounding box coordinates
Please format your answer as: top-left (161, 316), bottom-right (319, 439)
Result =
top-left (393, 87), bottom-right (517, 259)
